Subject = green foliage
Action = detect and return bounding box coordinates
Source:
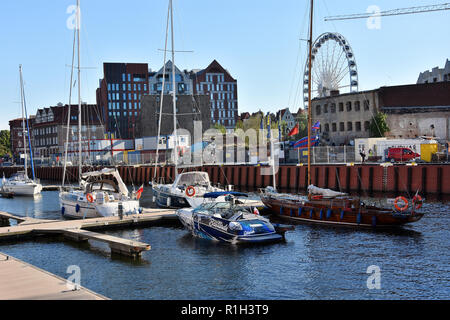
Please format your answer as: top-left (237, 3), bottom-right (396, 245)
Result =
top-left (212, 123), bottom-right (227, 135)
top-left (0, 130), bottom-right (11, 157)
top-left (369, 112), bottom-right (390, 137)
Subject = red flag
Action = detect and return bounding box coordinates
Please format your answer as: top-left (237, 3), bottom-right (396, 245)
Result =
top-left (288, 124), bottom-right (299, 137)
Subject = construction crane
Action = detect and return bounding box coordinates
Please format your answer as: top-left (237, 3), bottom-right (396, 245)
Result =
top-left (324, 3), bottom-right (450, 21)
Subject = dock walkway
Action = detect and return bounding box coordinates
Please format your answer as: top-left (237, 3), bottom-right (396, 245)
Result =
top-left (0, 209), bottom-right (178, 257)
top-left (0, 252), bottom-right (107, 300)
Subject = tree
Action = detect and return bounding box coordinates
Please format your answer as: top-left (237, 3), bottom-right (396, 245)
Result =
top-left (0, 130), bottom-right (11, 157)
top-left (369, 112), bottom-right (390, 137)
top-left (212, 123), bottom-right (227, 135)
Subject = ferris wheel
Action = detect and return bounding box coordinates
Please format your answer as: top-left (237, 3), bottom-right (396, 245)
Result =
top-left (303, 32), bottom-right (359, 109)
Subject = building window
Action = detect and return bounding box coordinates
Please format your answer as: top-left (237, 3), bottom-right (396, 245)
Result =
top-left (332, 123), bottom-right (337, 132)
top-left (356, 122), bottom-right (361, 131)
top-left (364, 100), bottom-right (370, 110)
top-left (355, 101), bottom-right (361, 111)
top-left (339, 122), bottom-right (345, 132)
top-left (347, 122), bottom-right (353, 131)
top-left (324, 104), bottom-right (328, 113)
top-left (325, 123), bottom-right (330, 132)
top-left (331, 103), bottom-right (336, 113)
top-left (364, 121), bottom-right (370, 131)
top-left (339, 103), bottom-right (344, 112)
top-left (346, 102), bottom-right (352, 112)
top-left (316, 105), bottom-right (321, 115)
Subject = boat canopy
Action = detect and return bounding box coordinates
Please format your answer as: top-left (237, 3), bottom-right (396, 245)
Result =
top-left (174, 172), bottom-right (211, 187)
top-left (308, 185), bottom-right (347, 197)
top-left (81, 168), bottom-right (129, 196)
top-left (203, 192), bottom-right (248, 199)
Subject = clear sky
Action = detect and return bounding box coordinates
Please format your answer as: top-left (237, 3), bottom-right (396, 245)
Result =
top-left (0, 0), bottom-right (449, 130)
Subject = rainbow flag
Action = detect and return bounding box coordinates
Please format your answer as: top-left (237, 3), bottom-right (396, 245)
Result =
top-left (291, 135), bottom-right (320, 149)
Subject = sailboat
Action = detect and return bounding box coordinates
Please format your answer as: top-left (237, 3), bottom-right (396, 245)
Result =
top-left (59, 0), bottom-right (140, 219)
top-left (260, 0), bottom-right (425, 228)
top-left (151, 0), bottom-right (224, 209)
top-left (1, 65), bottom-right (42, 197)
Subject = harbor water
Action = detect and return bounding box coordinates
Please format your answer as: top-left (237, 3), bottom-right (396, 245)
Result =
top-left (0, 186), bottom-right (448, 300)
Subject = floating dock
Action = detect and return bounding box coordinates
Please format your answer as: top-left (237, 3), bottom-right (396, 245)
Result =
top-left (0, 252), bottom-right (107, 300)
top-left (0, 209), bottom-right (179, 258)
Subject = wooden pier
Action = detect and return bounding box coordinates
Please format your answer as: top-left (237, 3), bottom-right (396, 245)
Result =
top-left (0, 209), bottom-right (179, 258)
top-left (0, 252), bottom-right (107, 300)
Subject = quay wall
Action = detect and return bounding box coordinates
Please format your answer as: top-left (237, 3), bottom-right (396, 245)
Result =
top-left (0, 164), bottom-right (449, 196)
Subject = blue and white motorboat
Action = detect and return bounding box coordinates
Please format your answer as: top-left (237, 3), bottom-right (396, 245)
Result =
top-left (176, 192), bottom-right (293, 244)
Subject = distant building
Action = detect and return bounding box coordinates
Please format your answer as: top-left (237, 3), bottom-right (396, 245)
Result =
top-left (148, 60), bottom-right (193, 95)
top-left (417, 59), bottom-right (450, 84)
top-left (191, 60), bottom-right (238, 129)
top-left (136, 94), bottom-right (211, 139)
top-left (277, 108), bottom-right (296, 132)
top-left (96, 63), bottom-right (150, 139)
top-left (32, 104), bottom-right (103, 159)
top-left (9, 117), bottom-right (35, 163)
top-left (379, 82), bottom-right (450, 140)
top-left (311, 89), bottom-right (379, 145)
top-left (311, 82), bottom-right (450, 145)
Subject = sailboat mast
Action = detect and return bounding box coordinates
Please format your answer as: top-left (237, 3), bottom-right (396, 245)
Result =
top-left (19, 65), bottom-right (27, 178)
top-left (307, 0), bottom-right (314, 189)
top-left (77, 0), bottom-right (82, 182)
top-left (170, 0), bottom-right (179, 178)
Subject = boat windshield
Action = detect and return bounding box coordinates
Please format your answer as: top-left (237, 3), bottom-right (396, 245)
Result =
top-left (8, 172), bottom-right (29, 181)
top-left (175, 172), bottom-right (210, 187)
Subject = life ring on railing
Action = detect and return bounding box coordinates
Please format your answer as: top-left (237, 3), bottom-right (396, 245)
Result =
top-left (186, 186), bottom-right (196, 198)
top-left (412, 195), bottom-right (423, 210)
top-left (394, 196), bottom-right (408, 212)
top-left (86, 193), bottom-right (95, 204)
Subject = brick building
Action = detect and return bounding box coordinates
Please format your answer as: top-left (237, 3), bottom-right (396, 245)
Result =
top-left (9, 117), bottom-right (35, 163)
top-left (191, 60), bottom-right (238, 129)
top-left (32, 104), bottom-right (103, 159)
top-left (96, 63), bottom-right (150, 139)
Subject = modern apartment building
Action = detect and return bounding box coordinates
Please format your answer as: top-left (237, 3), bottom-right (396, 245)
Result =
top-left (148, 60), bottom-right (193, 95)
top-left (191, 60), bottom-right (238, 129)
top-left (96, 63), bottom-right (150, 139)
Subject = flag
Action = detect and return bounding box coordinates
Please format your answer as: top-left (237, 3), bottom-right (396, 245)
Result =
top-left (253, 207), bottom-right (260, 215)
top-left (267, 113), bottom-right (271, 139)
top-left (292, 135), bottom-right (320, 149)
top-left (278, 121), bottom-right (282, 141)
top-left (312, 121), bottom-right (321, 131)
top-left (137, 185), bottom-right (144, 194)
top-left (288, 124), bottom-right (299, 137)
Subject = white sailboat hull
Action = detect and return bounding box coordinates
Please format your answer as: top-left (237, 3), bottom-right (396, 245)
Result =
top-left (2, 181), bottom-right (42, 196)
top-left (60, 192), bottom-right (140, 219)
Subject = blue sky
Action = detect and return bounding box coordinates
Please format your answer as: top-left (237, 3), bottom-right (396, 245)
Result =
top-left (0, 0), bottom-right (449, 130)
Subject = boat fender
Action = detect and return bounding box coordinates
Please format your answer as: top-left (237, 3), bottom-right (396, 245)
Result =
top-left (372, 216), bottom-right (377, 227)
top-left (298, 207), bottom-right (303, 217)
top-left (326, 209), bottom-right (332, 220)
top-left (320, 209), bottom-right (324, 220)
top-left (290, 209), bottom-right (294, 217)
top-left (309, 208), bottom-right (314, 219)
top-left (357, 212), bottom-right (362, 225)
top-left (280, 206), bottom-right (284, 215)
top-left (394, 196), bottom-right (408, 212)
top-left (76, 204), bottom-right (80, 213)
top-left (412, 195), bottom-right (423, 210)
top-left (340, 210), bottom-right (345, 220)
top-left (61, 207), bottom-right (65, 216)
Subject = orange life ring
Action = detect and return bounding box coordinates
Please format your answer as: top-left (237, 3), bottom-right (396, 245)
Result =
top-left (394, 196), bottom-right (408, 212)
top-left (186, 186), bottom-right (196, 198)
top-left (412, 195), bottom-right (423, 210)
top-left (86, 193), bottom-right (95, 203)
